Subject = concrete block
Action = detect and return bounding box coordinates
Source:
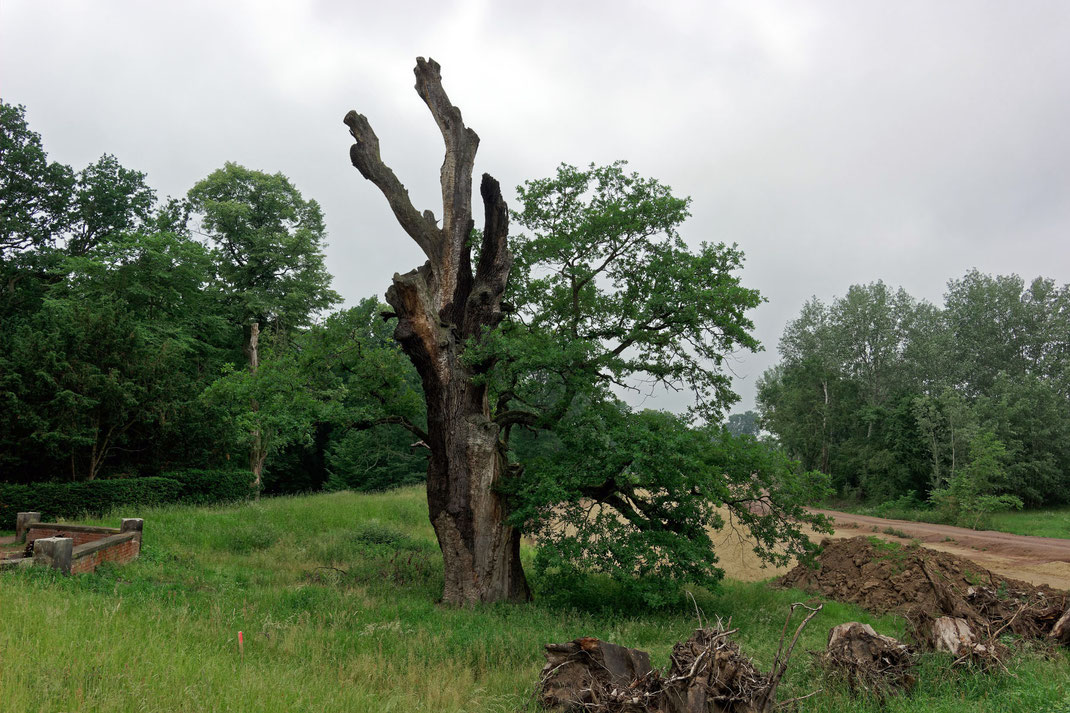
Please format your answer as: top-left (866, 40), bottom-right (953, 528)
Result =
top-left (33, 537), bottom-right (73, 574)
top-left (120, 518), bottom-right (144, 540)
top-left (16, 512), bottom-right (41, 542)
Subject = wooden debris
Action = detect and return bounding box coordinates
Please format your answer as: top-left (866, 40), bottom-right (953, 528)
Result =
top-left (817, 622), bottom-right (916, 696)
top-left (931, 617), bottom-right (980, 657)
top-left (538, 604), bottom-right (822, 713)
top-left (539, 638), bottom-right (653, 710)
top-left (1049, 607), bottom-right (1070, 645)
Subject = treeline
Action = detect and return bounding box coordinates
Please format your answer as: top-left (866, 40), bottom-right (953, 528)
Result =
top-left (0, 102), bottom-right (425, 495)
top-left (758, 275), bottom-right (1070, 514)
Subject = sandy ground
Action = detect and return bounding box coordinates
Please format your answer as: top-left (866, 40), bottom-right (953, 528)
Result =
top-left (714, 508), bottom-right (1070, 591)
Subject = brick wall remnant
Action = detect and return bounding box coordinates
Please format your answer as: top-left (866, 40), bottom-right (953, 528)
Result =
top-left (11, 517), bottom-right (144, 575)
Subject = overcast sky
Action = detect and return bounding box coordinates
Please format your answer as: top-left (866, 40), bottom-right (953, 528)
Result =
top-left (3, 0), bottom-right (1068, 413)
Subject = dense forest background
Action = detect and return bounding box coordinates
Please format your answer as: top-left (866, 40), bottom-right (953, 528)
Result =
top-left (0, 102), bottom-right (425, 495)
top-left (757, 276), bottom-right (1070, 515)
top-left (4, 99), bottom-right (1068, 518)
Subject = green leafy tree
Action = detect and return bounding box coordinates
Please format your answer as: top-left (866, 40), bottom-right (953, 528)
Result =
top-left (511, 404), bottom-right (829, 605)
top-left (0, 105), bottom-right (236, 481)
top-left (201, 329), bottom-right (342, 487)
top-left (325, 427), bottom-right (426, 493)
top-left (945, 270), bottom-right (1070, 394)
top-left (726, 410), bottom-right (760, 438)
top-left (975, 373), bottom-right (1070, 505)
top-left (346, 61), bottom-right (829, 604)
top-left (0, 102), bottom-right (74, 260)
top-left (188, 163), bottom-right (341, 485)
top-left (761, 270), bottom-right (1070, 507)
top-left (0, 228), bottom-right (229, 481)
top-left (187, 163), bottom-right (340, 348)
top-left (491, 163), bottom-right (832, 603)
top-left (912, 387), bottom-right (975, 493)
top-left (501, 161), bottom-right (763, 421)
top-left (65, 154), bottom-right (156, 257)
top-left (930, 430), bottom-right (1022, 528)
top-left (317, 298), bottom-right (428, 493)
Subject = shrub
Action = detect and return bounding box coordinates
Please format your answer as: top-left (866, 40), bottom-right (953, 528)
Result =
top-left (161, 469), bottom-right (259, 505)
top-left (0, 469), bottom-right (257, 529)
top-left (0, 478), bottom-right (183, 529)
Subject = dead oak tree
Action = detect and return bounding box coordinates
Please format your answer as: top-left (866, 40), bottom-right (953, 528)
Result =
top-left (343, 58), bottom-right (528, 605)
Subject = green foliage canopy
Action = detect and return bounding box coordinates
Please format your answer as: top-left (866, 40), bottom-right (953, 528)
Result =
top-left (473, 162), bottom-right (830, 601)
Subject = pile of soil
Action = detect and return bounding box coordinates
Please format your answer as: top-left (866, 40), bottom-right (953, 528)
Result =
top-left (778, 536), bottom-right (1068, 646)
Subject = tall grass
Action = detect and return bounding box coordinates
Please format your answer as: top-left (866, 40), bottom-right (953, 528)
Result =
top-left (1, 487), bottom-right (1067, 712)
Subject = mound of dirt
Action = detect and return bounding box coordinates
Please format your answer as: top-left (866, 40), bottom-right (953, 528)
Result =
top-left (778, 536), bottom-right (1068, 647)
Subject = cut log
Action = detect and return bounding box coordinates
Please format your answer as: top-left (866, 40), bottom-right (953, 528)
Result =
top-left (827, 622), bottom-right (910, 658)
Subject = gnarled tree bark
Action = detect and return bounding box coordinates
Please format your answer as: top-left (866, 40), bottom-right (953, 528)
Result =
top-left (344, 57), bottom-right (529, 604)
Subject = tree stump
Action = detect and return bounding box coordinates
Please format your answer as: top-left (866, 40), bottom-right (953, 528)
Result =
top-left (539, 638), bottom-right (652, 710)
top-left (819, 622), bottom-right (915, 695)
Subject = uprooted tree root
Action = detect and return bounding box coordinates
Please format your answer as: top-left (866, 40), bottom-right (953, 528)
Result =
top-left (778, 536), bottom-right (1070, 660)
top-left (814, 622), bottom-right (916, 698)
top-left (538, 603), bottom-right (823, 713)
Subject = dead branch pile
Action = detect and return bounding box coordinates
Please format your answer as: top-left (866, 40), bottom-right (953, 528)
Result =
top-left (815, 622), bottom-right (916, 696)
top-left (778, 537), bottom-right (1069, 655)
top-left (538, 604), bottom-right (822, 713)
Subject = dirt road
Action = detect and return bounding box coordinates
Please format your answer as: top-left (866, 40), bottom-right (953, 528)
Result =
top-left (713, 508), bottom-right (1070, 591)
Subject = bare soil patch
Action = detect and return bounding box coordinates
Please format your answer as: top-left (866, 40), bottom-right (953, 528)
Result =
top-left (778, 536), bottom-right (1068, 652)
top-left (712, 508), bottom-right (1070, 591)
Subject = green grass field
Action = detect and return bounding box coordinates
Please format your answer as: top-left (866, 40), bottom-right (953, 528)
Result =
top-left (830, 499), bottom-right (1070, 540)
top-left (986, 507), bottom-right (1070, 539)
top-left (1, 487), bottom-right (1068, 712)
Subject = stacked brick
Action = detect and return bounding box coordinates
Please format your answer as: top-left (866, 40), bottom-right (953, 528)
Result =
top-left (9, 514), bottom-right (143, 575)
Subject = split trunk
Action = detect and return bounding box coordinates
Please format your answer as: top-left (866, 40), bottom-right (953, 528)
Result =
top-left (345, 58), bottom-right (529, 604)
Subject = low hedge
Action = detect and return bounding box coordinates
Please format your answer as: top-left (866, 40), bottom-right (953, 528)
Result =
top-left (160, 469), bottom-right (260, 505)
top-left (0, 469), bottom-right (258, 529)
top-left (0, 478), bottom-right (183, 530)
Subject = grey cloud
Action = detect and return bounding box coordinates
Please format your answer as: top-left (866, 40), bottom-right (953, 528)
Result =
top-left (3, 0), bottom-right (1067, 413)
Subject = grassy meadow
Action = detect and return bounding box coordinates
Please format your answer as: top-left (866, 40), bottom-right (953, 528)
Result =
top-left (1, 487), bottom-right (1068, 712)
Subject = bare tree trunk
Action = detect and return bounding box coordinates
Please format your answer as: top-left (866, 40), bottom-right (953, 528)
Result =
top-left (246, 322), bottom-right (264, 491)
top-left (344, 58), bottom-right (529, 604)
top-left (820, 379), bottom-right (830, 474)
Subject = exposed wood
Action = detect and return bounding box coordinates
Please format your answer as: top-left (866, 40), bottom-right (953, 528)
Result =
top-left (538, 613), bottom-right (821, 713)
top-left (345, 58), bottom-right (527, 604)
top-left (1049, 606), bottom-right (1070, 645)
top-left (931, 617), bottom-right (978, 657)
top-left (819, 622), bottom-right (916, 695)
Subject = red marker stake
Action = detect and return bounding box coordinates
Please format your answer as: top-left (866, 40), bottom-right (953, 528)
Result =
top-left (238, 631), bottom-right (244, 663)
